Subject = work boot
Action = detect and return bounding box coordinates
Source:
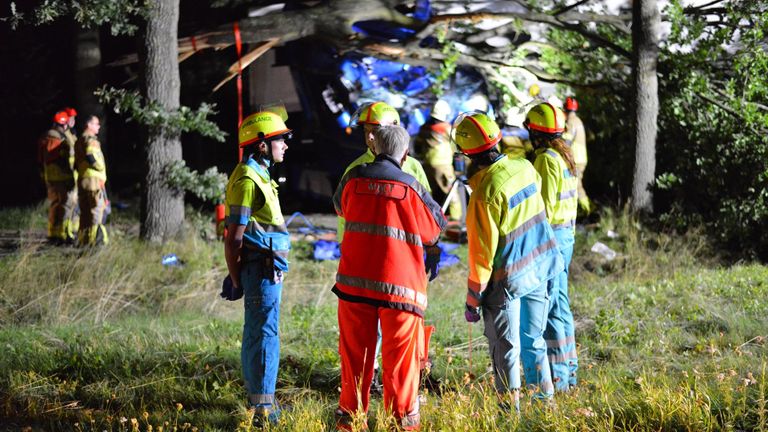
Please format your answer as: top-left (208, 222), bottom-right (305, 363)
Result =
top-left (250, 403), bottom-right (281, 427)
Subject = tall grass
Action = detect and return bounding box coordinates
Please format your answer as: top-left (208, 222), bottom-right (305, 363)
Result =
top-left (1, 206), bottom-right (767, 431)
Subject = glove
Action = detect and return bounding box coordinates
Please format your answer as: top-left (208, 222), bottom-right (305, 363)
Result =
top-left (425, 245), bottom-right (441, 281)
top-left (220, 275), bottom-right (243, 301)
top-left (465, 303), bottom-right (481, 323)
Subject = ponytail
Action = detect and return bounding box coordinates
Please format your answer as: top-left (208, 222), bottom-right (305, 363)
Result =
top-left (546, 137), bottom-right (576, 173)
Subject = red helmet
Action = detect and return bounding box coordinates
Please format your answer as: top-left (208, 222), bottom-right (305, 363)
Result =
top-left (53, 111), bottom-right (69, 125)
top-left (565, 97), bottom-right (578, 112)
top-left (65, 107), bottom-right (77, 117)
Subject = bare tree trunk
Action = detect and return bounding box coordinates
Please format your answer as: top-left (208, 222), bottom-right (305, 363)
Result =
top-left (139, 0), bottom-right (184, 242)
top-left (73, 28), bottom-right (105, 145)
top-left (631, 0), bottom-right (660, 213)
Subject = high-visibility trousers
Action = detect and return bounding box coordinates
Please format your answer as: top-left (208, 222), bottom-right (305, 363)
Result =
top-left (482, 280), bottom-right (554, 405)
top-left (544, 228), bottom-right (578, 390)
top-left (77, 181), bottom-right (108, 246)
top-left (47, 180), bottom-right (77, 241)
top-left (337, 299), bottom-right (421, 430)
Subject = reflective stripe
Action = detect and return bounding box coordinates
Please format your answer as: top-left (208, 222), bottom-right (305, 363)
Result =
top-left (509, 183), bottom-right (537, 209)
top-left (336, 274), bottom-right (427, 308)
top-left (229, 205), bottom-right (251, 218)
top-left (559, 189), bottom-right (577, 201)
top-left (546, 149), bottom-right (559, 159)
top-left (545, 335), bottom-right (576, 349)
top-left (564, 169), bottom-right (574, 178)
top-left (548, 350), bottom-right (578, 363)
top-left (345, 221), bottom-right (422, 247)
top-left (467, 287), bottom-right (482, 301)
top-left (500, 211), bottom-right (547, 246)
top-left (551, 220), bottom-right (575, 230)
top-left (248, 393), bottom-right (274, 405)
top-left (493, 238), bottom-right (558, 281)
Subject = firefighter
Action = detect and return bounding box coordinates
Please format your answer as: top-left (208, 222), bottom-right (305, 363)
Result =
top-left (222, 110), bottom-right (292, 425)
top-left (74, 115), bottom-right (108, 246)
top-left (456, 111), bottom-right (563, 409)
top-left (414, 100), bottom-right (462, 220)
top-left (337, 101), bottom-right (431, 242)
top-left (525, 102), bottom-right (579, 391)
top-left (39, 110), bottom-right (77, 244)
top-left (562, 97), bottom-right (592, 215)
top-left (332, 125), bottom-right (446, 430)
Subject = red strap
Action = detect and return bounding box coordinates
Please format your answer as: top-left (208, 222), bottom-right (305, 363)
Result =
top-left (234, 22), bottom-right (244, 160)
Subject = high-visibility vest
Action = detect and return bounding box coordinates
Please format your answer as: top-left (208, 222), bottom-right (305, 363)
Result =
top-left (337, 149), bottom-right (432, 241)
top-left (533, 148), bottom-right (578, 231)
top-left (414, 120), bottom-right (454, 167)
top-left (39, 128), bottom-right (75, 182)
top-left (225, 157), bottom-right (291, 257)
top-left (332, 154), bottom-right (447, 316)
top-left (75, 133), bottom-right (107, 183)
top-left (465, 155), bottom-right (564, 308)
top-left (563, 112), bottom-right (587, 166)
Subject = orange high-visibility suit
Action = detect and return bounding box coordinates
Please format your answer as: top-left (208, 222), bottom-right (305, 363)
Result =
top-left (332, 154), bottom-right (446, 430)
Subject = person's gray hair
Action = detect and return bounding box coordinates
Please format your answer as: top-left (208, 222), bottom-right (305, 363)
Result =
top-left (374, 125), bottom-right (409, 161)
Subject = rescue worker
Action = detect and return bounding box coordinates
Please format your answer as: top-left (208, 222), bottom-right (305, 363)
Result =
top-left (414, 100), bottom-right (462, 220)
top-left (38, 110), bottom-right (77, 244)
top-left (337, 101), bottom-right (431, 242)
top-left (456, 111), bottom-right (563, 409)
top-left (525, 102), bottom-right (579, 391)
top-left (337, 101), bottom-right (433, 391)
top-left (222, 110), bottom-right (292, 424)
top-left (74, 115), bottom-right (108, 246)
top-left (562, 97), bottom-right (592, 215)
top-left (333, 125), bottom-right (446, 430)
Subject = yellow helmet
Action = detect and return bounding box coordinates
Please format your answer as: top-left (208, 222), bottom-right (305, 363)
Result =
top-left (524, 102), bottom-right (565, 135)
top-left (349, 101), bottom-right (400, 127)
top-left (452, 111), bottom-right (502, 155)
top-left (238, 111), bottom-right (291, 148)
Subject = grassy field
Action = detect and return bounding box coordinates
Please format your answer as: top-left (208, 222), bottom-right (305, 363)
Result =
top-left (1, 205), bottom-right (767, 431)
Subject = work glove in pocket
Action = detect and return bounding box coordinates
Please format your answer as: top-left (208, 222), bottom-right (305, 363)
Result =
top-left (220, 275), bottom-right (243, 301)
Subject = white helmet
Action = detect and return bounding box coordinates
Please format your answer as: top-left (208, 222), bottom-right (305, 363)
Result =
top-left (431, 99), bottom-right (451, 122)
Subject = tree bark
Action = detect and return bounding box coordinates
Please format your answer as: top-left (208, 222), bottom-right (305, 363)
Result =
top-left (631, 0), bottom-right (660, 214)
top-left (139, 0), bottom-right (184, 242)
top-left (73, 28), bottom-right (105, 146)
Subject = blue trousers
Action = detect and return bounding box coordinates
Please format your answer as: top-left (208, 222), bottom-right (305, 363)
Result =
top-left (482, 281), bottom-right (553, 401)
top-left (544, 228), bottom-right (578, 390)
top-left (241, 259), bottom-right (282, 409)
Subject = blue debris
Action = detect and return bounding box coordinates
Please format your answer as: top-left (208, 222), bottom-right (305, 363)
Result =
top-left (162, 253), bottom-right (183, 267)
top-left (313, 240), bottom-right (341, 261)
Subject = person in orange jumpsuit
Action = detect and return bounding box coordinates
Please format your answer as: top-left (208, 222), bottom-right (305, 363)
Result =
top-left (332, 125), bottom-right (447, 430)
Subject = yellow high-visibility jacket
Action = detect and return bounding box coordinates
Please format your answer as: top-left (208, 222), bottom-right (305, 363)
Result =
top-left (533, 148), bottom-right (578, 231)
top-left (336, 149), bottom-right (431, 241)
top-left (465, 155), bottom-right (563, 308)
top-left (75, 133), bottom-right (107, 184)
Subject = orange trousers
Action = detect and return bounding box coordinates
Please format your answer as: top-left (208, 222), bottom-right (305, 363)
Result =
top-left (338, 300), bottom-right (422, 430)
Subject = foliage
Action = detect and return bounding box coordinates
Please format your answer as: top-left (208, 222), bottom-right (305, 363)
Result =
top-left (430, 25), bottom-right (461, 98)
top-left (655, 0), bottom-right (768, 259)
top-left (96, 86), bottom-right (227, 143)
top-left (4, 0), bottom-right (149, 35)
top-left (537, 0), bottom-right (768, 259)
top-left (1, 206), bottom-right (768, 430)
top-left (164, 161), bottom-right (228, 205)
